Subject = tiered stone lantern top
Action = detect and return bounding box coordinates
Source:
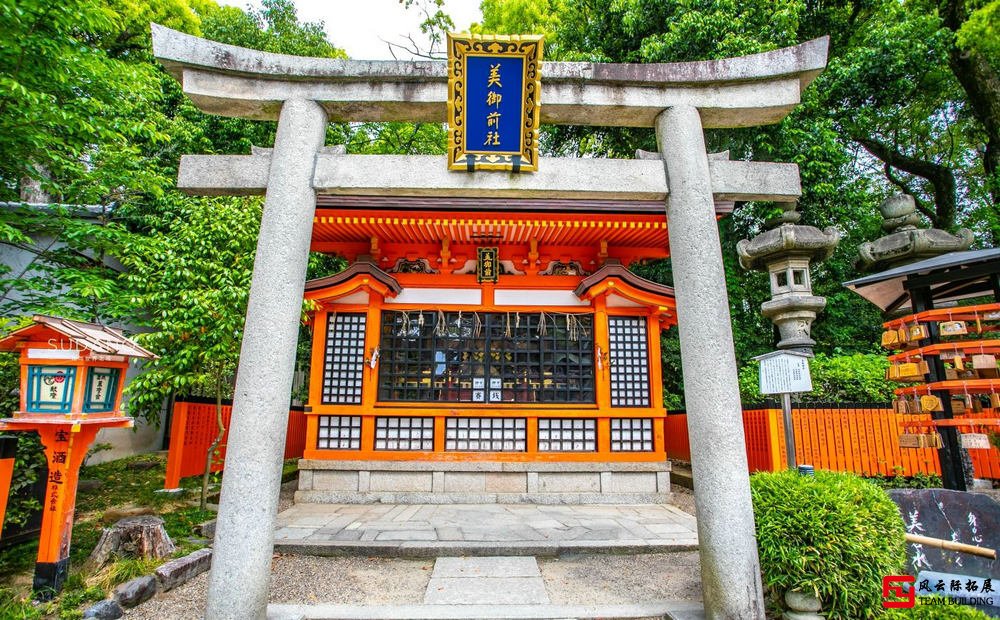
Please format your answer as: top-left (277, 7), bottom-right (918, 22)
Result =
top-left (737, 203), bottom-right (840, 270)
top-left (857, 194), bottom-right (974, 273)
top-left (737, 203), bottom-right (840, 352)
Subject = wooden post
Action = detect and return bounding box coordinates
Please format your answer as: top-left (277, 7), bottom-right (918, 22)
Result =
top-left (164, 401), bottom-right (189, 489)
top-left (0, 436), bottom-right (16, 537)
top-left (33, 423), bottom-right (103, 598)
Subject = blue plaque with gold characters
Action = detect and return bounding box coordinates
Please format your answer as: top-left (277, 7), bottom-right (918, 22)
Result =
top-left (447, 33), bottom-right (543, 172)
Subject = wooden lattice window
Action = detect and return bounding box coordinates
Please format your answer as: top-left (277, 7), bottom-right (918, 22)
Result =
top-left (610, 418), bottom-right (654, 452)
top-left (445, 417), bottom-right (526, 451)
top-left (378, 311), bottom-right (594, 404)
top-left (608, 316), bottom-right (650, 407)
top-left (322, 313), bottom-right (366, 405)
top-left (537, 418), bottom-right (597, 452)
top-left (374, 417), bottom-right (434, 451)
top-left (317, 415), bottom-right (361, 450)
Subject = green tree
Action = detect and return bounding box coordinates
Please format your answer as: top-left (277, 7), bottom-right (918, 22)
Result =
top-left (473, 0), bottom-right (910, 407)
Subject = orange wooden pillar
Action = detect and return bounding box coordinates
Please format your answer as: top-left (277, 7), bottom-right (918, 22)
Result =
top-left (0, 436), bottom-right (16, 537)
top-left (0, 418), bottom-right (131, 598)
top-left (163, 400), bottom-right (189, 489)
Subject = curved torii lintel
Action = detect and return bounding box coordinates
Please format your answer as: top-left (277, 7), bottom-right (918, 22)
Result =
top-left (151, 24), bottom-right (828, 129)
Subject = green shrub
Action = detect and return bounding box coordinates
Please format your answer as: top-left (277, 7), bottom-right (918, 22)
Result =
top-left (751, 470), bottom-right (906, 619)
top-left (868, 471), bottom-right (942, 489)
top-left (883, 597), bottom-right (992, 618)
top-left (739, 353), bottom-right (894, 404)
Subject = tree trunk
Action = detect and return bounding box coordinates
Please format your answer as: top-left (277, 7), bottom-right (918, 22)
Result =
top-left (939, 0), bottom-right (1000, 236)
top-left (200, 374), bottom-right (227, 511)
top-left (87, 515), bottom-right (176, 568)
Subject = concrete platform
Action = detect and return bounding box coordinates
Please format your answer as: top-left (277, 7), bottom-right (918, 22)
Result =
top-left (274, 503), bottom-right (698, 557)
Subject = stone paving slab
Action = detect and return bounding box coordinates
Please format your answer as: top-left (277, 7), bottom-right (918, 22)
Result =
top-left (432, 557), bottom-right (541, 578)
top-left (423, 576), bottom-right (550, 605)
top-left (274, 503), bottom-right (698, 557)
top-left (267, 601), bottom-right (704, 619)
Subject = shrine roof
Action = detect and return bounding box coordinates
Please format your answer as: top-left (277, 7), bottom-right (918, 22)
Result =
top-left (0, 315), bottom-right (156, 358)
top-left (304, 261), bottom-right (401, 295)
top-left (311, 206), bottom-right (677, 251)
top-left (575, 260), bottom-right (676, 304)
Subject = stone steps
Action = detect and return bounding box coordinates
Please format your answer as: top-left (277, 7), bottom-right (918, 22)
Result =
top-left (273, 503), bottom-right (699, 558)
top-left (266, 601), bottom-right (704, 620)
top-left (669, 462), bottom-right (693, 491)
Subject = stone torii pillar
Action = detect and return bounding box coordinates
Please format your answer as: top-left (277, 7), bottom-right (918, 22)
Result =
top-left (150, 24), bottom-right (829, 620)
top-left (203, 99), bottom-right (327, 618)
top-left (657, 106), bottom-right (764, 617)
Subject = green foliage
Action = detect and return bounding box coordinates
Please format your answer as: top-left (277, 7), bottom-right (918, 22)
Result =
top-left (738, 353), bottom-right (893, 405)
top-left (2, 433), bottom-right (46, 530)
top-left (957, 1), bottom-right (1000, 68)
top-left (86, 557), bottom-right (162, 590)
top-left (884, 598), bottom-right (993, 618)
top-left (54, 582), bottom-right (104, 619)
top-left (0, 206), bottom-right (129, 321)
top-left (401, 0), bottom-right (454, 56)
top-left (867, 471), bottom-right (943, 489)
top-left (0, 588), bottom-right (43, 619)
top-left (117, 197), bottom-right (259, 424)
top-left (474, 0), bottom-right (565, 55)
top-left (751, 470), bottom-right (906, 619)
top-left (0, 0), bottom-right (165, 199)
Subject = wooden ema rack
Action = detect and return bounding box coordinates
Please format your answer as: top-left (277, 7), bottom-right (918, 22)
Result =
top-left (883, 303), bottom-right (1000, 455)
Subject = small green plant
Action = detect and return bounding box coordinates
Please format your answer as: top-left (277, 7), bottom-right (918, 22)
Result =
top-left (751, 470), bottom-right (906, 619)
top-left (55, 583), bottom-right (103, 619)
top-left (883, 597), bottom-right (992, 618)
top-left (85, 556), bottom-right (162, 591)
top-left (868, 471), bottom-right (943, 489)
top-left (0, 587), bottom-right (45, 619)
top-left (83, 442), bottom-right (114, 466)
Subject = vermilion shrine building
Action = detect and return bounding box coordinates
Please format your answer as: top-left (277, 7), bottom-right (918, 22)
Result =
top-left (297, 200), bottom-right (684, 500)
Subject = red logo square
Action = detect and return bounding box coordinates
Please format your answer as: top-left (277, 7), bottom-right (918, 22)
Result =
top-left (883, 575), bottom-right (916, 608)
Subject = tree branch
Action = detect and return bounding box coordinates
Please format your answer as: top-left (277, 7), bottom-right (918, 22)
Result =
top-left (855, 135), bottom-right (957, 229)
top-left (883, 162), bottom-right (936, 221)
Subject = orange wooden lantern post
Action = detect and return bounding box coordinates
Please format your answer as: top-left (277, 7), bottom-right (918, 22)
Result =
top-left (0, 316), bottom-right (155, 598)
top-left (0, 436), bottom-right (15, 534)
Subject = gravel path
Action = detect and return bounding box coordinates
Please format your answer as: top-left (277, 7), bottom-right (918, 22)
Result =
top-left (124, 483), bottom-right (702, 617)
top-left (123, 555), bottom-right (434, 619)
top-left (540, 552), bottom-right (702, 605)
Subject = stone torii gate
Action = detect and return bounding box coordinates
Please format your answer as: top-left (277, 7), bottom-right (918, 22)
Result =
top-left (151, 25), bottom-right (828, 620)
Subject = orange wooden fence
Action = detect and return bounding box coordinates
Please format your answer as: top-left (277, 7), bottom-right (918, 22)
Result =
top-left (666, 405), bottom-right (1000, 479)
top-left (164, 399), bottom-right (307, 489)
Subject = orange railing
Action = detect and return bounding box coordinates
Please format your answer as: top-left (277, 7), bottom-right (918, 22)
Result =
top-left (665, 405), bottom-right (1000, 479)
top-left (164, 399), bottom-right (307, 489)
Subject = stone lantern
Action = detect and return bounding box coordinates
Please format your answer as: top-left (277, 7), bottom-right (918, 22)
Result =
top-left (737, 203), bottom-right (841, 353)
top-left (857, 193), bottom-right (973, 272)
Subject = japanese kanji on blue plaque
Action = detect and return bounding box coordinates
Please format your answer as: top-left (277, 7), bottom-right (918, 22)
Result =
top-left (446, 33), bottom-right (543, 172)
